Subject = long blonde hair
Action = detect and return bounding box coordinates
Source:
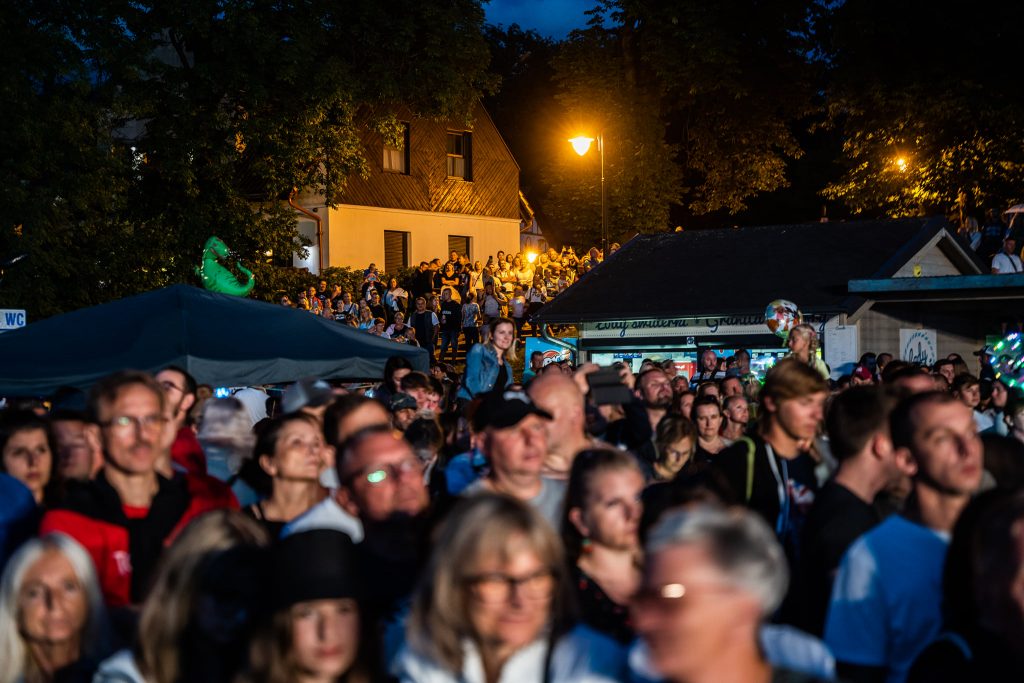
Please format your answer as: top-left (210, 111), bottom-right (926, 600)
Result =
top-left (789, 323), bottom-right (820, 361)
top-left (485, 317), bottom-right (518, 363)
top-left (407, 494), bottom-right (574, 674)
top-left (136, 511), bottom-right (268, 683)
top-left (0, 534), bottom-right (110, 683)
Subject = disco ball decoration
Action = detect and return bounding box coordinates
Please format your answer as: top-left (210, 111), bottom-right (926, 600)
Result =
top-left (992, 333), bottom-right (1024, 389)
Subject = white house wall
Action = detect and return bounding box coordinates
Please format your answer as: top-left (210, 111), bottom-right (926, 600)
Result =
top-left (324, 204), bottom-right (520, 270)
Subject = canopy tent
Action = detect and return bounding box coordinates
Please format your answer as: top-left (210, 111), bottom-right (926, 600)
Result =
top-left (0, 284), bottom-right (428, 396)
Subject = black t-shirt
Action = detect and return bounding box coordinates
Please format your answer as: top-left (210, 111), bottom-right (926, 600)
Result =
top-left (790, 479), bottom-right (881, 635)
top-left (908, 626), bottom-right (1024, 683)
top-left (495, 362), bottom-right (508, 392)
top-left (439, 300), bottom-right (462, 332)
top-left (572, 564), bottom-right (634, 644)
top-left (713, 435), bottom-right (819, 567)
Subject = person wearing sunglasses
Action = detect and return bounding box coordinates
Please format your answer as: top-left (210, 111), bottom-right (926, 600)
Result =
top-left (397, 493), bottom-right (626, 682)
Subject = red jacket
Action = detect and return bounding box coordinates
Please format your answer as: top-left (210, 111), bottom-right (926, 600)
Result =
top-left (171, 426), bottom-right (206, 477)
top-left (40, 470), bottom-right (234, 606)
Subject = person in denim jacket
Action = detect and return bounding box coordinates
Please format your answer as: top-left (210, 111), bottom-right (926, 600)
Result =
top-left (458, 318), bottom-right (517, 401)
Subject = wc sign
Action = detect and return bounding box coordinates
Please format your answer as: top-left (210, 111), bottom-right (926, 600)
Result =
top-left (0, 309), bottom-right (27, 331)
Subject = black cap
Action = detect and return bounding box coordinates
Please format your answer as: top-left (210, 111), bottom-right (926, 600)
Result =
top-left (282, 377), bottom-right (334, 413)
top-left (471, 389), bottom-right (553, 432)
top-left (390, 392), bottom-right (418, 412)
top-left (271, 530), bottom-right (361, 608)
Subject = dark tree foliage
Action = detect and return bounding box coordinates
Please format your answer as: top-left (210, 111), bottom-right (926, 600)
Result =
top-left (0, 0), bottom-right (494, 318)
top-left (541, 0), bottom-right (816, 245)
top-left (481, 24), bottom-right (568, 243)
top-left (821, 0), bottom-right (1024, 220)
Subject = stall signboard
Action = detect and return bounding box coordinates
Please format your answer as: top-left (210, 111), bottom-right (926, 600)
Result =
top-left (900, 329), bottom-right (938, 366)
top-left (523, 337), bottom-right (576, 367)
top-left (581, 314), bottom-right (828, 340)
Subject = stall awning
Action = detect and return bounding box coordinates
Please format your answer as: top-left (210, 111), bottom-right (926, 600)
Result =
top-left (848, 273), bottom-right (1024, 302)
top-left (0, 284), bottom-right (429, 396)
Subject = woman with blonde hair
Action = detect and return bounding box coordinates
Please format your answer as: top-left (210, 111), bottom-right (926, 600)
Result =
top-left (396, 493), bottom-right (625, 683)
top-left (785, 323), bottom-right (830, 380)
top-left (457, 318), bottom-right (517, 401)
top-left (94, 510), bottom-right (269, 683)
top-left (0, 534), bottom-right (110, 683)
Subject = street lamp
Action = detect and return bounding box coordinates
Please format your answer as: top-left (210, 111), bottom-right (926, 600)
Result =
top-left (569, 133), bottom-right (606, 255)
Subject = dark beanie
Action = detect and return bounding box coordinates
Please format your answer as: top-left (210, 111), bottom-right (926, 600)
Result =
top-left (271, 529), bottom-right (361, 608)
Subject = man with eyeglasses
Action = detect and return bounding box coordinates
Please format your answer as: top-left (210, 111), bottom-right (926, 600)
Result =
top-left (288, 424), bottom-right (432, 653)
top-left (40, 370), bottom-right (232, 607)
top-left (155, 365), bottom-right (204, 477)
top-left (629, 505), bottom-right (834, 683)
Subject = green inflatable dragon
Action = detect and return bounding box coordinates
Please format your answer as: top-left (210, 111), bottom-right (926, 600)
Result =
top-left (196, 236), bottom-right (255, 296)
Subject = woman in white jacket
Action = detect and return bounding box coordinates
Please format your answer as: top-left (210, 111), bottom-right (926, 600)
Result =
top-left (395, 493), bottom-right (626, 683)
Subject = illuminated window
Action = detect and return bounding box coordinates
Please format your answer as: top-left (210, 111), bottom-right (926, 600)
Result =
top-left (446, 131), bottom-right (472, 180)
top-left (383, 122), bottom-right (410, 174)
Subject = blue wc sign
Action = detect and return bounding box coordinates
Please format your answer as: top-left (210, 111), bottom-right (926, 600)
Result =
top-left (0, 309), bottom-right (27, 331)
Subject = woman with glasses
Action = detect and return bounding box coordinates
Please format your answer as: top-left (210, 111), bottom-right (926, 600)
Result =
top-left (0, 534), bottom-right (111, 683)
top-left (562, 449), bottom-right (644, 644)
top-left (396, 493), bottom-right (626, 683)
top-left (243, 414), bottom-right (330, 538)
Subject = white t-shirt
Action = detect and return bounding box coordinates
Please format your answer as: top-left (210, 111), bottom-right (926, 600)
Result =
top-left (824, 514), bottom-right (949, 683)
top-left (395, 625), bottom-right (625, 683)
top-left (281, 496), bottom-right (364, 542)
top-left (510, 296), bottom-right (526, 318)
top-left (992, 251), bottom-right (1023, 273)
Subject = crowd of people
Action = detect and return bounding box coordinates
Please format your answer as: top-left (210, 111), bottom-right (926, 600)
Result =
top-left (2, 330), bottom-right (1024, 683)
top-left (960, 209), bottom-right (1022, 274)
top-left (278, 245), bottom-right (616, 361)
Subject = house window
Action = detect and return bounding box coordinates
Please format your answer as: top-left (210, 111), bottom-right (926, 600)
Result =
top-left (448, 235), bottom-right (470, 260)
top-left (383, 122), bottom-right (410, 174)
top-left (384, 230), bottom-right (410, 273)
top-left (446, 131), bottom-right (472, 180)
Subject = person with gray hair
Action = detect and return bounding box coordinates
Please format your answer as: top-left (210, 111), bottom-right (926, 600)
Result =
top-left (630, 505), bottom-right (835, 683)
top-left (0, 533), bottom-right (110, 683)
top-left (197, 398), bottom-right (260, 506)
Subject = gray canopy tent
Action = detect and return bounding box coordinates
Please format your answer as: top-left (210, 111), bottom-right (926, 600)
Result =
top-left (0, 284), bottom-right (428, 396)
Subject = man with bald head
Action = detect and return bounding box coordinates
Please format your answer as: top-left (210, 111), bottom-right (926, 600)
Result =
top-left (528, 372), bottom-right (595, 479)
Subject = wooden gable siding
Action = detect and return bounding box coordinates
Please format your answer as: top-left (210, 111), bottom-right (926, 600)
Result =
top-left (337, 102), bottom-right (520, 219)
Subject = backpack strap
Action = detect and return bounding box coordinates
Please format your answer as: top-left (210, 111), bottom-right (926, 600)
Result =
top-left (936, 631), bottom-right (973, 661)
top-left (739, 436), bottom-right (757, 502)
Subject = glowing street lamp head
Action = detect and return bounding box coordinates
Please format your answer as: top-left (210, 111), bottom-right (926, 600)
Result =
top-left (569, 136), bottom-right (595, 156)
top-left (894, 156), bottom-right (908, 171)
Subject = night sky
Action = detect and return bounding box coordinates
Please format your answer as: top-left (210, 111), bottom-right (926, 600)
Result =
top-left (485, 0), bottom-right (592, 38)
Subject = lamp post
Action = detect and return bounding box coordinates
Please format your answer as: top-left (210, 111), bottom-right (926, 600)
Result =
top-left (568, 134), bottom-right (606, 256)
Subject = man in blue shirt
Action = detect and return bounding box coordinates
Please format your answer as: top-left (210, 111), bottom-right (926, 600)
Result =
top-left (825, 392), bottom-right (983, 683)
